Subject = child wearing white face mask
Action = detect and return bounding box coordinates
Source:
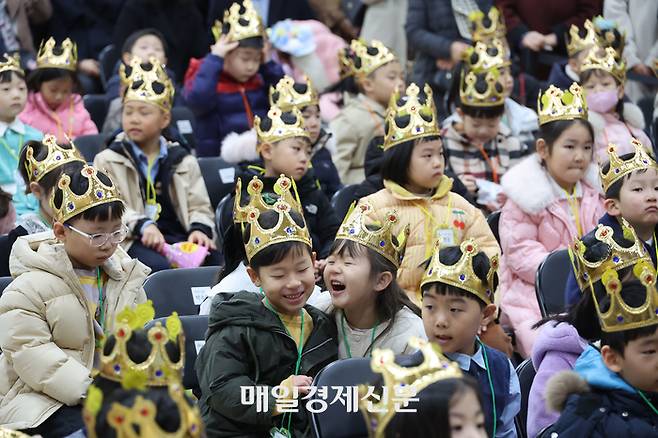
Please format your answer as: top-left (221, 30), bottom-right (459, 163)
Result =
top-left (580, 46), bottom-right (653, 162)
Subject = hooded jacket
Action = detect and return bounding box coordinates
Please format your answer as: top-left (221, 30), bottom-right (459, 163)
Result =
top-left (0, 232), bottom-right (149, 429)
top-left (528, 321), bottom-right (589, 438)
top-left (543, 345), bottom-right (658, 437)
top-left (196, 291), bottom-right (337, 437)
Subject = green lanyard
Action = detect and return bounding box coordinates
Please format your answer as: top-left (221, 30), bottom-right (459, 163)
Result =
top-left (0, 134), bottom-right (22, 162)
top-left (96, 267), bottom-right (105, 331)
top-left (340, 313), bottom-right (378, 358)
top-left (637, 389), bottom-right (658, 416)
top-left (263, 296), bottom-right (305, 436)
top-left (478, 339), bottom-right (497, 438)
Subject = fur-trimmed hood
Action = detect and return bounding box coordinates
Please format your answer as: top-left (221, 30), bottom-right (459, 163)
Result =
top-left (589, 101), bottom-right (646, 133)
top-left (545, 370), bottom-right (590, 413)
top-left (501, 153), bottom-right (600, 214)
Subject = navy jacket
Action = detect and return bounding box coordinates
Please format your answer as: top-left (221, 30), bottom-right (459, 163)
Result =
top-left (311, 131), bottom-right (342, 200)
top-left (183, 54), bottom-right (284, 157)
top-left (547, 61), bottom-right (575, 90)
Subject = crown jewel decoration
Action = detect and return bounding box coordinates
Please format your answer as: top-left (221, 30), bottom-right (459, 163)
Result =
top-left (212, 0), bottom-right (264, 43)
top-left (463, 39), bottom-right (510, 72)
top-left (383, 83), bottom-right (440, 151)
top-left (336, 202), bottom-right (409, 268)
top-left (24, 134), bottom-right (85, 183)
top-left (122, 57), bottom-right (175, 112)
top-left (0, 429), bottom-right (29, 438)
top-left (36, 37), bottom-right (77, 70)
top-left (359, 338), bottom-right (463, 438)
top-left (269, 75), bottom-right (319, 112)
top-left (51, 164), bottom-right (123, 223)
top-left (469, 7), bottom-right (506, 42)
top-left (459, 68), bottom-right (505, 107)
top-left (600, 139), bottom-right (658, 192)
top-left (537, 82), bottom-right (588, 126)
top-left (350, 39), bottom-right (397, 79)
top-left (234, 174), bottom-right (312, 261)
top-left (255, 105), bottom-right (309, 146)
top-left (580, 46), bottom-right (626, 83)
top-left (0, 53), bottom-right (23, 75)
top-left (421, 239), bottom-right (498, 305)
top-left (566, 19), bottom-right (599, 57)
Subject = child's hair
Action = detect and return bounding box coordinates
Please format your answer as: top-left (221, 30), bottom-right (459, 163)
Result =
top-left (0, 68), bottom-right (25, 84)
top-left (51, 167), bottom-right (125, 224)
top-left (26, 67), bottom-right (79, 93)
top-left (242, 209), bottom-right (312, 271)
top-left (18, 140), bottom-right (84, 194)
top-left (0, 189), bottom-right (11, 220)
top-left (579, 68), bottom-right (625, 122)
top-left (600, 152), bottom-right (643, 199)
top-left (382, 374), bottom-right (483, 437)
top-left (380, 135), bottom-right (441, 187)
top-left (329, 237), bottom-right (421, 342)
top-left (421, 246), bottom-right (499, 309)
top-left (532, 284), bottom-right (600, 340)
top-left (121, 27), bottom-right (169, 56)
top-left (324, 75), bottom-right (360, 104)
top-left (457, 70), bottom-right (505, 119)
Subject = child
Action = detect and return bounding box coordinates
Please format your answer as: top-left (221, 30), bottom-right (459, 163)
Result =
top-left (330, 39), bottom-right (404, 184)
top-left (94, 59), bottom-right (217, 272)
top-left (420, 240), bottom-right (520, 438)
top-left (580, 46), bottom-right (653, 161)
top-left (528, 222), bottom-right (645, 437)
top-left (544, 258), bottom-right (658, 436)
top-left (498, 83), bottom-right (605, 357)
top-left (20, 38), bottom-right (98, 143)
top-left (564, 139), bottom-right (658, 306)
top-left (0, 53), bottom-right (44, 217)
top-left (360, 82), bottom-right (499, 305)
top-left (316, 201), bottom-right (425, 358)
top-left (196, 174), bottom-right (337, 437)
top-left (183, 0), bottom-right (284, 157)
top-left (442, 67), bottom-right (525, 208)
top-left (82, 302), bottom-right (204, 437)
top-left (0, 164), bottom-right (148, 434)
top-left (361, 338), bottom-right (488, 438)
top-left (0, 136), bottom-right (85, 277)
top-left (548, 19), bottom-right (599, 90)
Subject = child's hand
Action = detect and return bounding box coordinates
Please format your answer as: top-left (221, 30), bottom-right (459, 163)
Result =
top-left (459, 174), bottom-right (478, 194)
top-left (521, 31), bottom-right (545, 51)
top-left (142, 224), bottom-right (166, 252)
top-left (79, 59), bottom-right (101, 77)
top-left (188, 230), bottom-right (217, 250)
top-left (314, 259), bottom-right (327, 283)
top-left (211, 34), bottom-right (239, 58)
top-left (290, 375), bottom-right (313, 395)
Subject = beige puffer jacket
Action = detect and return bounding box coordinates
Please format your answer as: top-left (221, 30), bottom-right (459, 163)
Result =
top-left (0, 232), bottom-right (149, 429)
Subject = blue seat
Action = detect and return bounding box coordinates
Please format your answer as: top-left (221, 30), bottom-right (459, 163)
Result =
top-left (98, 44), bottom-right (119, 90)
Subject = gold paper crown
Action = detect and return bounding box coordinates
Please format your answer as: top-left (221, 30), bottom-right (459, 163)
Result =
top-left (600, 139), bottom-right (658, 192)
top-left (537, 82), bottom-right (588, 126)
top-left (383, 83), bottom-right (440, 151)
top-left (463, 39), bottom-right (510, 73)
top-left (580, 46), bottom-right (626, 83)
top-left (24, 134), bottom-right (85, 183)
top-left (338, 46), bottom-right (355, 79)
top-left (359, 337), bottom-right (463, 438)
top-left (0, 429), bottom-right (29, 438)
top-left (469, 7), bottom-right (506, 42)
top-left (0, 53), bottom-right (23, 75)
top-left (566, 19), bottom-right (598, 57)
top-left (336, 202), bottom-right (409, 268)
top-left (122, 57), bottom-right (174, 112)
top-left (51, 164), bottom-right (123, 223)
top-left (212, 0), bottom-right (264, 43)
top-left (269, 75), bottom-right (319, 112)
top-left (255, 105), bottom-right (309, 146)
top-left (420, 239), bottom-right (498, 305)
top-left (350, 39), bottom-right (397, 78)
top-left (99, 301), bottom-right (184, 387)
top-left (234, 174), bottom-right (312, 261)
top-left (570, 222), bottom-right (647, 293)
top-left (459, 68), bottom-right (505, 107)
top-left (36, 37), bottom-right (77, 70)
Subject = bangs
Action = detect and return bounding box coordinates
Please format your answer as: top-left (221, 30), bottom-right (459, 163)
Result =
top-left (67, 200), bottom-right (125, 225)
top-left (249, 240), bottom-right (312, 271)
top-left (329, 238), bottom-right (369, 259)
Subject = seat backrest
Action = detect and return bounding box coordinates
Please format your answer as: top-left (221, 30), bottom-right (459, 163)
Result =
top-left (145, 314), bottom-right (208, 394)
top-left (197, 157), bottom-right (237, 210)
top-left (98, 44), bottom-right (119, 89)
top-left (330, 185), bottom-right (359, 222)
top-left (0, 276), bottom-right (12, 296)
top-left (311, 358), bottom-right (375, 438)
top-left (171, 106), bottom-right (198, 150)
top-left (487, 210), bottom-right (501, 246)
top-left (535, 249), bottom-right (571, 317)
top-left (83, 94), bottom-right (109, 132)
top-left (215, 193), bottom-right (234, 249)
top-left (143, 266), bottom-right (220, 318)
top-left (72, 134), bottom-right (106, 163)
top-left (514, 358), bottom-right (536, 438)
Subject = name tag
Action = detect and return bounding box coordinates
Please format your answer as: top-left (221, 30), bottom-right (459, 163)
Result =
top-left (437, 228), bottom-right (456, 246)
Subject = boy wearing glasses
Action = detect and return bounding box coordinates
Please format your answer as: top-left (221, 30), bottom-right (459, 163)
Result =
top-left (0, 164), bottom-right (148, 435)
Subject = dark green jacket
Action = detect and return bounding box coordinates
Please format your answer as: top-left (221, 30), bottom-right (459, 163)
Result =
top-left (196, 291), bottom-right (338, 437)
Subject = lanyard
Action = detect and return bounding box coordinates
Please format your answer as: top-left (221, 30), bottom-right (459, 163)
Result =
top-left (94, 267), bottom-right (106, 350)
top-left (637, 389), bottom-right (658, 416)
top-left (653, 232), bottom-right (658, 265)
top-left (51, 99), bottom-right (74, 141)
top-left (145, 157), bottom-right (158, 204)
top-left (361, 99), bottom-right (384, 135)
top-left (340, 313), bottom-right (378, 358)
top-left (0, 133), bottom-right (22, 162)
top-left (563, 187), bottom-right (583, 237)
top-left (478, 339), bottom-right (497, 437)
top-left (475, 142), bottom-right (499, 184)
top-left (414, 194), bottom-right (453, 258)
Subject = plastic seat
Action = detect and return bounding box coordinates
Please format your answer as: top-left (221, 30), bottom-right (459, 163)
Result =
top-left (330, 185), bottom-right (360, 222)
top-left (73, 134), bottom-right (106, 162)
top-left (535, 249), bottom-right (571, 317)
top-left (197, 157), bottom-right (238, 210)
top-left (83, 94), bottom-right (109, 132)
top-left (98, 44), bottom-right (119, 90)
top-left (0, 276), bottom-right (12, 296)
top-left (514, 358), bottom-right (536, 438)
top-left (487, 210), bottom-right (501, 246)
top-left (171, 106), bottom-right (198, 150)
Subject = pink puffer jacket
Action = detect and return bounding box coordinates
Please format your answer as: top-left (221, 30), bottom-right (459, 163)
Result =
top-left (590, 102), bottom-right (653, 162)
